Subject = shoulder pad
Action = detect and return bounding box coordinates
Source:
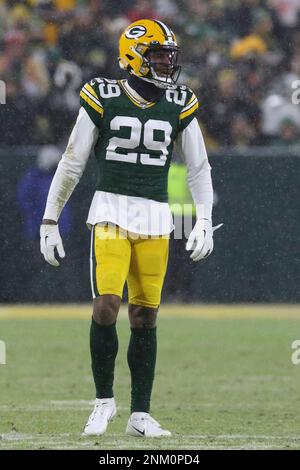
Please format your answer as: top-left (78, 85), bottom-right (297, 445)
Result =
top-left (89, 77), bottom-right (119, 86)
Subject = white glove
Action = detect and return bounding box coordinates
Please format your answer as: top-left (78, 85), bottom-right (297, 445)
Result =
top-left (186, 219), bottom-right (223, 262)
top-left (40, 224), bottom-right (65, 267)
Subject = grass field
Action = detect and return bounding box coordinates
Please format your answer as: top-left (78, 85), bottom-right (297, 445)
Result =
top-left (1, 304), bottom-right (300, 450)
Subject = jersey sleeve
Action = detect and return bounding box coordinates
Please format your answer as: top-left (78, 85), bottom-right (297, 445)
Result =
top-left (79, 80), bottom-right (104, 128)
top-left (178, 88), bottom-right (199, 132)
top-left (176, 118), bottom-right (213, 221)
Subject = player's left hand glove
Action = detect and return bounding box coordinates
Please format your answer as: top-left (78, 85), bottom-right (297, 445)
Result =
top-left (186, 219), bottom-right (223, 262)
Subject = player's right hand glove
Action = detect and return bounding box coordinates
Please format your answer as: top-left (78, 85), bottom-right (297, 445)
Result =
top-left (40, 224), bottom-right (65, 267)
top-left (186, 219), bottom-right (223, 262)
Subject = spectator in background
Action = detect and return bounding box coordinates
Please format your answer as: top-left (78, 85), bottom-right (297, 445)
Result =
top-left (261, 86), bottom-right (300, 137)
top-left (0, 75), bottom-right (32, 145)
top-left (224, 0), bottom-right (257, 38)
top-left (269, 0), bottom-right (300, 28)
top-left (126, 0), bottom-right (157, 23)
top-left (45, 60), bottom-right (83, 142)
top-left (201, 69), bottom-right (245, 146)
top-left (0, 29), bottom-right (26, 78)
top-left (1, 0), bottom-right (300, 148)
top-left (155, 0), bottom-right (178, 23)
top-left (230, 113), bottom-right (257, 147)
top-left (17, 145), bottom-right (72, 240)
top-left (270, 117), bottom-right (300, 148)
top-left (22, 45), bottom-right (50, 100)
top-left (269, 0), bottom-right (300, 54)
top-left (16, 145), bottom-right (74, 301)
top-left (230, 9), bottom-right (274, 60)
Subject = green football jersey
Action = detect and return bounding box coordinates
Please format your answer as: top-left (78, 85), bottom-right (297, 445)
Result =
top-left (80, 78), bottom-right (199, 202)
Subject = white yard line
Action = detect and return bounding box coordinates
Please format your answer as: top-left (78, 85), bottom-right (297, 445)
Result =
top-left (0, 401), bottom-right (129, 412)
top-left (0, 437), bottom-right (297, 450)
top-left (1, 431), bottom-right (299, 443)
top-left (185, 434), bottom-right (300, 440)
top-left (1, 304), bottom-right (299, 319)
top-left (0, 400), bottom-right (293, 413)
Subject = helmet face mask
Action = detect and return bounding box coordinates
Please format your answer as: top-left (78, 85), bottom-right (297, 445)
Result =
top-left (119, 19), bottom-right (181, 89)
top-left (144, 45), bottom-right (181, 88)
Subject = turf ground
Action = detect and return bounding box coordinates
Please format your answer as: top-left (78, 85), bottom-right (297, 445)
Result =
top-left (0, 304), bottom-right (300, 450)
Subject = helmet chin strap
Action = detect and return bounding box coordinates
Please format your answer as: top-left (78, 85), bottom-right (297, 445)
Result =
top-left (143, 73), bottom-right (174, 89)
top-left (139, 75), bottom-right (170, 90)
top-left (131, 70), bottom-right (173, 90)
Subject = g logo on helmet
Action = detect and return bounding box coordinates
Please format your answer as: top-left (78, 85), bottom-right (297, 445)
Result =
top-left (125, 25), bottom-right (147, 39)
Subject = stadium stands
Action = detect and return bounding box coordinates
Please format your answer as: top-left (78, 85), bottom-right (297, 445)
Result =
top-left (0, 0), bottom-right (300, 148)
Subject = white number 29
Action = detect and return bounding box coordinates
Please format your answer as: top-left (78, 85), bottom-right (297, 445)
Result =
top-left (106, 116), bottom-right (172, 166)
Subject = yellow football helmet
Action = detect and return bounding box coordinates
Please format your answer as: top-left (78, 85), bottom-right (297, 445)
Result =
top-left (119, 19), bottom-right (181, 89)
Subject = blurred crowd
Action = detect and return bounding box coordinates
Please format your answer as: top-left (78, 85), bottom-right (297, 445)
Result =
top-left (0, 0), bottom-right (300, 148)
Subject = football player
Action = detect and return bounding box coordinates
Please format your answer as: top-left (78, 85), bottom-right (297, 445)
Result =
top-left (40, 19), bottom-right (220, 437)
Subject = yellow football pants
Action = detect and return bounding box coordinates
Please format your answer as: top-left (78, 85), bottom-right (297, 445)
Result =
top-left (90, 224), bottom-right (169, 308)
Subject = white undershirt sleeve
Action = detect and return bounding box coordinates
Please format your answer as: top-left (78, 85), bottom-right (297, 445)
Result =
top-left (43, 107), bottom-right (99, 221)
top-left (176, 117), bottom-right (213, 221)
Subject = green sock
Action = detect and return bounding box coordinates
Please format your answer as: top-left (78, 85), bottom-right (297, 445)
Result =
top-left (90, 317), bottom-right (118, 399)
top-left (127, 327), bottom-right (157, 413)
